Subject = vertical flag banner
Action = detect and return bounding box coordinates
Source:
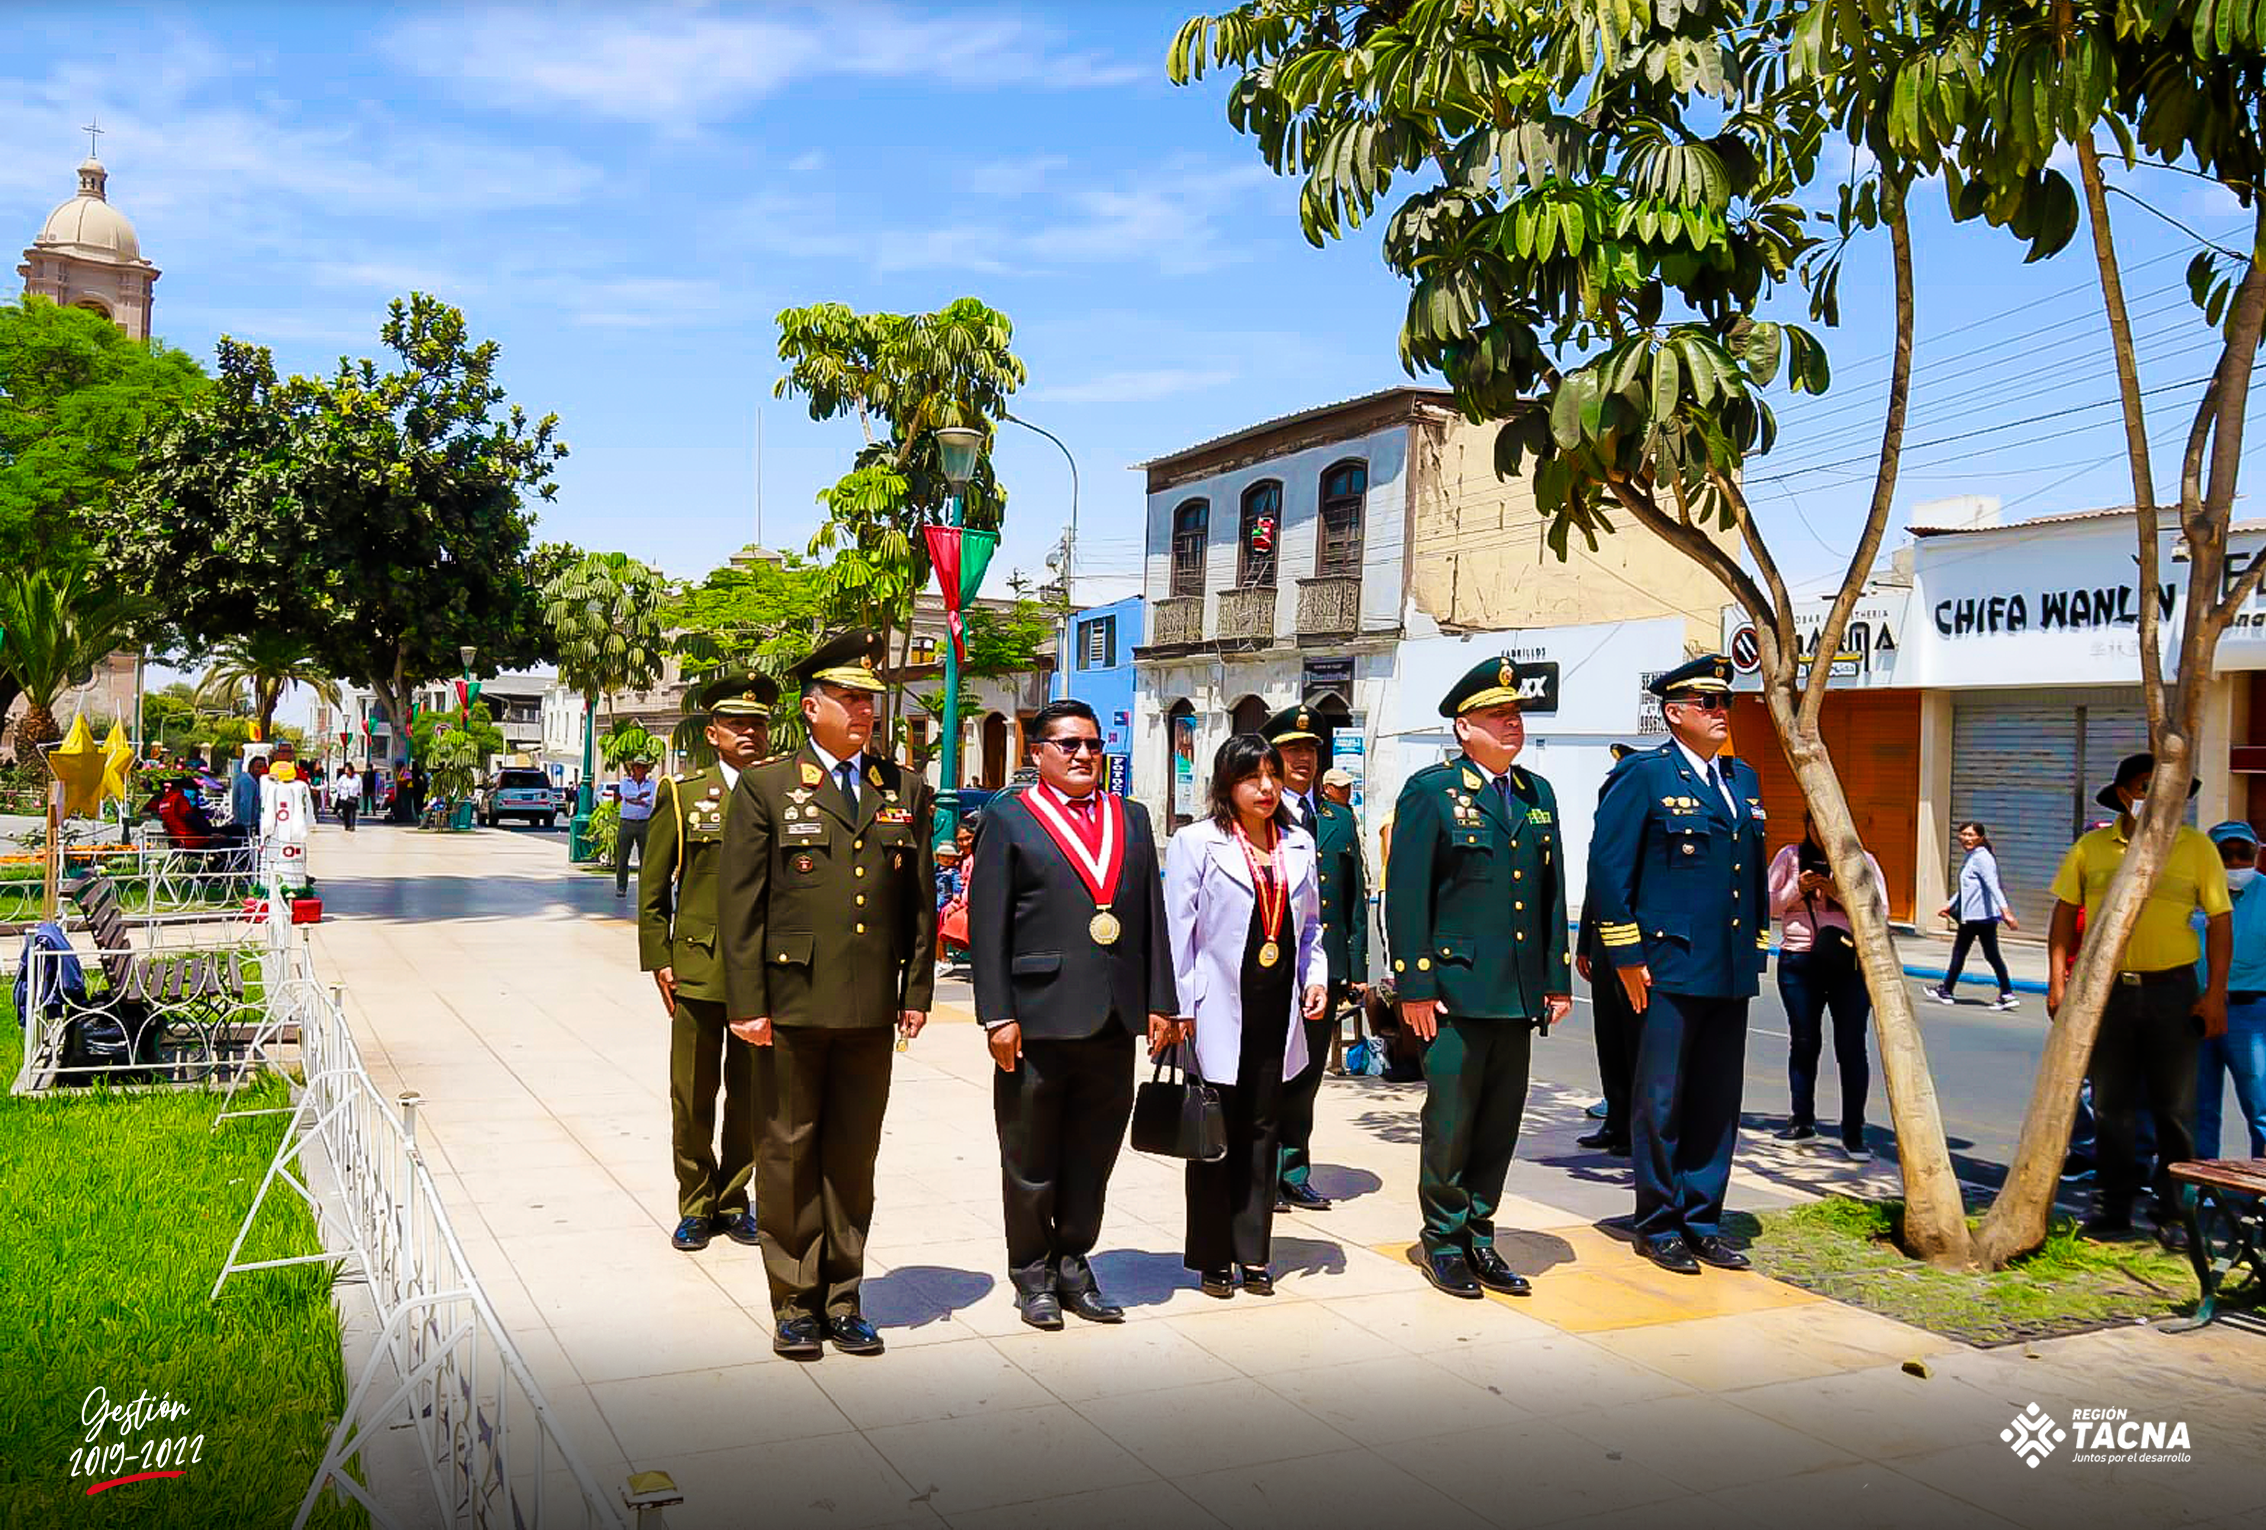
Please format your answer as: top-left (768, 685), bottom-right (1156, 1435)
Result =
top-left (923, 526), bottom-right (1001, 664)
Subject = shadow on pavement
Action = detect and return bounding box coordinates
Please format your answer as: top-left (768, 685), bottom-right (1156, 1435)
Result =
top-left (1307, 1165), bottom-right (1384, 1202)
top-left (865, 1264), bottom-right (995, 1331)
top-left (1087, 1248), bottom-right (1199, 1308)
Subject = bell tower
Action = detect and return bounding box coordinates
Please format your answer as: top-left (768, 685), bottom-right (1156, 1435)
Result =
top-left (19, 124), bottom-right (158, 340)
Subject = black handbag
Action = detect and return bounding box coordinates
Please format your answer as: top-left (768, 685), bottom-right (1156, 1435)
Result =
top-left (1131, 1048), bottom-right (1228, 1162)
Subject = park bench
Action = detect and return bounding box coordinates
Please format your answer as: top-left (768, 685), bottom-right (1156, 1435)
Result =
top-left (2167, 1158), bottom-right (2266, 1330)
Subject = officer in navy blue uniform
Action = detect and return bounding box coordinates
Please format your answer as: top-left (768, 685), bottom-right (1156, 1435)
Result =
top-left (1585, 656), bottom-right (1768, 1275)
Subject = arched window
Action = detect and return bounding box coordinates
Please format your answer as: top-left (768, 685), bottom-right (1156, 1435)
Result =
top-left (1317, 460), bottom-right (1367, 578)
top-left (1238, 480), bottom-right (1282, 589)
top-left (1166, 699), bottom-right (1198, 828)
top-left (1229, 694), bottom-right (1270, 736)
top-left (1170, 499), bottom-right (1209, 598)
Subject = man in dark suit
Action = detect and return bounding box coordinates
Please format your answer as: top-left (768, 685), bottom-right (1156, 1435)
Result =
top-left (1263, 700), bottom-right (1368, 1212)
top-left (639, 672), bottom-right (774, 1253)
top-left (1574, 743), bottom-right (1641, 1158)
top-left (721, 629), bottom-right (937, 1358)
top-left (969, 699), bottom-right (1179, 1330)
top-left (1586, 655), bottom-right (1769, 1276)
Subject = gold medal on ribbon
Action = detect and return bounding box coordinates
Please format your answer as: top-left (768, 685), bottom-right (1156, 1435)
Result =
top-left (1258, 940), bottom-right (1281, 968)
top-left (1089, 909), bottom-right (1121, 946)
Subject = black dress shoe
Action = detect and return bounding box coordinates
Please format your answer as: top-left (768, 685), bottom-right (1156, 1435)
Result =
top-left (1575, 1127), bottom-right (1618, 1149)
top-left (773, 1316), bottom-right (825, 1359)
top-left (827, 1313), bottom-right (885, 1355)
top-left (1278, 1182), bottom-right (1333, 1211)
top-left (1239, 1265), bottom-right (1275, 1296)
top-left (1016, 1290), bottom-right (1065, 1330)
top-left (715, 1210), bottom-right (761, 1246)
top-left (1199, 1268), bottom-right (1236, 1299)
top-left (1688, 1235), bottom-right (1751, 1270)
top-left (1774, 1121), bottom-right (1818, 1142)
top-left (670, 1215), bottom-right (713, 1251)
top-left (1638, 1234), bottom-right (1701, 1275)
top-left (1061, 1287), bottom-right (1124, 1324)
top-left (1605, 1140), bottom-right (1632, 1158)
top-left (1465, 1245), bottom-right (1532, 1295)
top-left (1421, 1249), bottom-right (1485, 1299)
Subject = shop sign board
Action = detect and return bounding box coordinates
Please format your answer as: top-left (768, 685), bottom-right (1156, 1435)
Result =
top-left (1721, 592), bottom-right (1910, 691)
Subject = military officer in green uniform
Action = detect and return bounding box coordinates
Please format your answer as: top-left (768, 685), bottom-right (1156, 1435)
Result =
top-left (1385, 656), bottom-right (1571, 1300)
top-left (721, 629), bottom-right (938, 1360)
top-left (1263, 699), bottom-right (1368, 1212)
top-left (639, 672), bottom-right (776, 1252)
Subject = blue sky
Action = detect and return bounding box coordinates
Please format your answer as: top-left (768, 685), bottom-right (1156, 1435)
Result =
top-left (6, 3), bottom-right (2259, 618)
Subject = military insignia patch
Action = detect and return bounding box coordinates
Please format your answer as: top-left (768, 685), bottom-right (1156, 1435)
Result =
top-left (867, 764), bottom-right (884, 787)
top-left (799, 762), bottom-right (822, 787)
top-left (1461, 770), bottom-right (1483, 789)
top-left (1527, 808), bottom-right (1553, 824)
top-left (793, 854), bottom-right (815, 873)
top-left (788, 787), bottom-right (815, 805)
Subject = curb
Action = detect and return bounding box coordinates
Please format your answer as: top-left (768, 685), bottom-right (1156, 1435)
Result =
top-left (1899, 962), bottom-right (2050, 997)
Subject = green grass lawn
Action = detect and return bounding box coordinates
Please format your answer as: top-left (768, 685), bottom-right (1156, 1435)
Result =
top-left (1738, 1195), bottom-right (2253, 1346)
top-left (0, 997), bottom-right (363, 1527)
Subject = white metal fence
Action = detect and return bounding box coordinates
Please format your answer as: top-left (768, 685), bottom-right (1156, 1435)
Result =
top-left (216, 944), bottom-right (634, 1529)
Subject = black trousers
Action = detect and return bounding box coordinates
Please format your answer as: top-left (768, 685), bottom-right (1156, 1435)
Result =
top-left (1275, 997), bottom-right (1340, 1190)
top-left (2090, 970), bottom-right (2202, 1220)
top-left (995, 1027), bottom-right (1135, 1296)
top-left (1186, 1003), bottom-right (1289, 1272)
top-left (615, 816), bottom-right (651, 892)
top-left (752, 1025), bottom-right (894, 1322)
top-left (1631, 990), bottom-right (1749, 1242)
top-left (1588, 961), bottom-right (1638, 1143)
top-left (337, 799), bottom-right (358, 833)
top-left (1777, 948), bottom-right (1871, 1144)
top-left (1942, 919), bottom-right (2014, 996)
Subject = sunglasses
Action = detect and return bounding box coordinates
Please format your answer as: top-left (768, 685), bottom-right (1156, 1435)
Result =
top-left (1667, 693), bottom-right (1730, 712)
top-left (1040, 737), bottom-right (1107, 756)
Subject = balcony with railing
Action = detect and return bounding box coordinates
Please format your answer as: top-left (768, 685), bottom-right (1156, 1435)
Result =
top-left (1151, 595), bottom-right (1203, 646)
top-left (1216, 586), bottom-right (1280, 642)
top-left (1296, 576), bottom-right (1362, 638)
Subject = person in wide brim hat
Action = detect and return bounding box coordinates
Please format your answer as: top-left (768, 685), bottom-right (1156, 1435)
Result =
top-left (2094, 752), bottom-right (2201, 814)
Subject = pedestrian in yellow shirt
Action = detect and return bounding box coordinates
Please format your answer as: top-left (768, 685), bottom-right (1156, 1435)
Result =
top-left (2047, 753), bottom-right (2230, 1247)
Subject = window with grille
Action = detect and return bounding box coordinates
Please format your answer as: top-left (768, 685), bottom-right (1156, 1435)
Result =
top-left (1170, 499), bottom-right (1209, 597)
top-left (1079, 615), bottom-right (1117, 670)
top-left (1239, 480), bottom-right (1282, 588)
top-left (909, 636), bottom-right (938, 666)
top-left (1318, 460), bottom-right (1367, 578)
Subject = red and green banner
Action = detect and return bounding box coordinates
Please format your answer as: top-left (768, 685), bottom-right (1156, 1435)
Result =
top-left (923, 525), bottom-right (999, 664)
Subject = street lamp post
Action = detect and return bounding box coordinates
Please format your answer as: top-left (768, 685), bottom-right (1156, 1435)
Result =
top-left (932, 426), bottom-right (985, 844)
top-left (1003, 414), bottom-right (1079, 702)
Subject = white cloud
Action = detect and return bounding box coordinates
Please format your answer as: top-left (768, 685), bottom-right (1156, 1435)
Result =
top-left (787, 149), bottom-right (828, 174)
top-left (387, 5), bottom-right (1144, 128)
top-left (1025, 161), bottom-right (1285, 276)
top-left (960, 154), bottom-right (1070, 197)
top-left (1029, 367), bottom-right (1236, 404)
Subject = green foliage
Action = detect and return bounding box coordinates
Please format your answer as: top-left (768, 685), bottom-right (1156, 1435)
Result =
top-left (774, 299), bottom-right (1027, 637)
top-left (409, 701), bottom-right (505, 764)
top-left (600, 720), bottom-right (659, 765)
top-left (109, 293), bottom-right (564, 734)
top-left (585, 797), bottom-right (621, 863)
top-left (0, 294), bottom-right (207, 574)
top-left (0, 566), bottom-right (146, 754)
top-left (962, 597), bottom-right (1054, 676)
top-left (543, 550), bottom-right (670, 716)
top-left (424, 725), bottom-right (482, 808)
top-left (193, 633), bottom-right (340, 736)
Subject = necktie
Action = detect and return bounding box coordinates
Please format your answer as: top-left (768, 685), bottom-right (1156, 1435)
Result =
top-left (1495, 775), bottom-right (1513, 818)
top-left (836, 761), bottom-right (857, 810)
top-left (1299, 796), bottom-right (1318, 833)
top-left (1707, 760), bottom-right (1732, 818)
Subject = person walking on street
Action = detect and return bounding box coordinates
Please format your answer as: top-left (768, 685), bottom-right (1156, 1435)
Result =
top-left (720, 629), bottom-right (936, 1359)
top-left (1768, 813), bottom-right (1884, 1161)
top-left (2048, 752), bottom-right (2229, 1248)
top-left (1386, 656), bottom-right (1571, 1300)
top-left (968, 699), bottom-right (1178, 1330)
top-left (331, 763), bottom-right (361, 833)
top-left (1929, 822), bottom-right (2019, 1008)
top-left (2196, 820), bottom-right (2266, 1160)
top-left (642, 674), bottom-right (774, 1254)
top-left (1263, 700), bottom-right (1368, 1212)
top-left (1587, 656), bottom-right (1768, 1277)
top-left (1164, 734), bottom-right (1328, 1299)
top-left (616, 757), bottom-right (658, 898)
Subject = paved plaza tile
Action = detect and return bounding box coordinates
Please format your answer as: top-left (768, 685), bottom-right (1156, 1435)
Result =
top-left (306, 824), bottom-right (2266, 1527)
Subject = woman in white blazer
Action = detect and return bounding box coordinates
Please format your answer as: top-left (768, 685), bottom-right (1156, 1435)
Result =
top-left (1164, 733), bottom-right (1330, 1298)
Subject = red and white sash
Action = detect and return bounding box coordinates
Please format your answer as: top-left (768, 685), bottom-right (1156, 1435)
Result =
top-left (1023, 784), bottom-right (1126, 909)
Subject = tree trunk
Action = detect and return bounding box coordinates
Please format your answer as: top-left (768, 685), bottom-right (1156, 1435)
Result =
top-left (1764, 680), bottom-right (1976, 1267)
top-left (15, 698), bottom-right (61, 757)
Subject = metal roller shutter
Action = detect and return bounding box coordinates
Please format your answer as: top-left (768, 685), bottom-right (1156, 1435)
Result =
top-left (1949, 688), bottom-right (2148, 930)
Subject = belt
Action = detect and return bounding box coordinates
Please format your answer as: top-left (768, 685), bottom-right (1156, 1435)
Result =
top-left (2115, 967), bottom-right (2193, 987)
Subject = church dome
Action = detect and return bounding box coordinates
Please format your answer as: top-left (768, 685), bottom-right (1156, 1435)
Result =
top-left (33, 157), bottom-right (143, 265)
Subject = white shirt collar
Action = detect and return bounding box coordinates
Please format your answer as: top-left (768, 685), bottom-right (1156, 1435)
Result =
top-left (719, 761), bottom-right (740, 791)
top-left (1674, 739), bottom-right (1719, 781)
top-left (1035, 778), bottom-right (1097, 811)
top-left (808, 740), bottom-right (862, 780)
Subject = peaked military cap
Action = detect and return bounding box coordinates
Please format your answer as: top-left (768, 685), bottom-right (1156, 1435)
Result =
top-left (1260, 698), bottom-right (1328, 746)
top-left (1648, 654), bottom-right (1734, 698)
top-left (794, 628), bottom-right (887, 694)
top-left (691, 670), bottom-right (779, 717)
top-left (1438, 654), bottom-right (1525, 718)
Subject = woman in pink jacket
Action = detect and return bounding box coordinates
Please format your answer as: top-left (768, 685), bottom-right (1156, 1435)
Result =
top-left (1767, 813), bottom-right (1884, 1162)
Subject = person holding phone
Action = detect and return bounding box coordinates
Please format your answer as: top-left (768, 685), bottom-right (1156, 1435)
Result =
top-left (1767, 813), bottom-right (1884, 1161)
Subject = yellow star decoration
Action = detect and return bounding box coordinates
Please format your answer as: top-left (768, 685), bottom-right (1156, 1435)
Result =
top-left (99, 721), bottom-right (134, 806)
top-left (46, 715), bottom-right (110, 820)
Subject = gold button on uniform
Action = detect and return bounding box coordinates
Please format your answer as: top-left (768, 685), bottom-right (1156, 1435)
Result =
top-left (855, 922), bottom-right (867, 934)
top-left (855, 866), bottom-right (866, 878)
top-left (855, 894), bottom-right (866, 906)
top-left (1417, 957), bottom-right (1432, 971)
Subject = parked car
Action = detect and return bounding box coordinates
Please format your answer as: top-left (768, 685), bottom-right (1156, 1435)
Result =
top-left (479, 768), bottom-right (558, 828)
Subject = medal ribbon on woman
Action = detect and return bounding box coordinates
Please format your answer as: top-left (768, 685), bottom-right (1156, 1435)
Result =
top-left (1023, 785), bottom-right (1127, 945)
top-left (1234, 821), bottom-right (1288, 968)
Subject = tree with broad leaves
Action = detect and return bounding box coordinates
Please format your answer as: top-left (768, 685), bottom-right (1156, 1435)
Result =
top-left (543, 549), bottom-right (670, 808)
top-left (107, 294), bottom-right (564, 768)
top-left (773, 298), bottom-right (1028, 739)
top-left (1171, 0), bottom-right (2263, 1269)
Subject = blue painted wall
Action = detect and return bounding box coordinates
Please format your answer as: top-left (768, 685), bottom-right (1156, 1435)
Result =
top-left (1067, 596), bottom-right (1143, 796)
